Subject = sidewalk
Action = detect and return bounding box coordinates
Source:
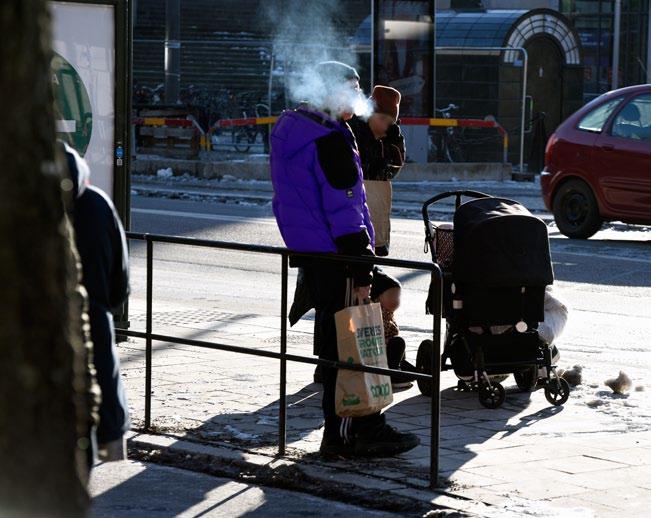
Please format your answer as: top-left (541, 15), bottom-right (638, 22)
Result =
top-left (90, 460), bottom-right (401, 517)
top-left (117, 310), bottom-right (651, 518)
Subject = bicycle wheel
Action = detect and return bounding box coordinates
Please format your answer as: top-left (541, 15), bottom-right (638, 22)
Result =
top-left (233, 128), bottom-right (251, 152)
top-left (447, 133), bottom-right (466, 163)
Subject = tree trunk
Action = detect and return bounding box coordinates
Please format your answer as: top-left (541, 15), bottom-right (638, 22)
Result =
top-left (0, 1), bottom-right (91, 516)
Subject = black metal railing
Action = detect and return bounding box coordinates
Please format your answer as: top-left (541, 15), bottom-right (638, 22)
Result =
top-left (123, 232), bottom-right (443, 488)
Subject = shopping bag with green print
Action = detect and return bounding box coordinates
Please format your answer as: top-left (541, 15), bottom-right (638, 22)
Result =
top-left (334, 281), bottom-right (393, 417)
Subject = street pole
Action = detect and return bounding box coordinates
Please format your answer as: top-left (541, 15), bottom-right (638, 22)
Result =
top-left (520, 48), bottom-right (528, 176)
top-left (371, 0), bottom-right (376, 89)
top-left (647, 0), bottom-right (651, 84)
top-left (431, 2), bottom-right (436, 119)
top-left (612, 0), bottom-right (621, 90)
top-left (165, 0), bottom-right (181, 104)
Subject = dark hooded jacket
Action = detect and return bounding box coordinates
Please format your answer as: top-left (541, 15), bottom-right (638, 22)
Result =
top-left (65, 143), bottom-right (131, 443)
top-left (348, 115), bottom-right (405, 181)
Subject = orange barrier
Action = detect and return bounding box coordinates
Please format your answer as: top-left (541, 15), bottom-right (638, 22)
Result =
top-left (208, 115), bottom-right (509, 162)
top-left (133, 117), bottom-right (195, 128)
top-left (134, 116), bottom-right (210, 151)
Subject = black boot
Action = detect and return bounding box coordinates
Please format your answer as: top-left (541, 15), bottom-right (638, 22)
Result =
top-left (354, 421), bottom-right (420, 457)
top-left (319, 433), bottom-right (355, 458)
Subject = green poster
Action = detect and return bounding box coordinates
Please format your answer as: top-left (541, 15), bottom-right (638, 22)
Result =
top-left (52, 52), bottom-right (93, 156)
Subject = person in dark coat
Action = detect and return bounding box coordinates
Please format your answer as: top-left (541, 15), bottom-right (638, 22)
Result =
top-left (63, 143), bottom-right (131, 461)
top-left (348, 86), bottom-right (405, 257)
top-left (270, 61), bottom-right (419, 458)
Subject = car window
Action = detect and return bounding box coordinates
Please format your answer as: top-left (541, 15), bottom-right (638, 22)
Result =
top-left (612, 93), bottom-right (651, 140)
top-left (577, 97), bottom-right (625, 133)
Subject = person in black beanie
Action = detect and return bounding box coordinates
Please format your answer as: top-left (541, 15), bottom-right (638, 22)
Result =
top-left (371, 267), bottom-right (417, 389)
top-left (274, 60), bottom-right (419, 458)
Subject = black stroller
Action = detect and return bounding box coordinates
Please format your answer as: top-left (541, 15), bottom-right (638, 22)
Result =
top-left (416, 191), bottom-right (570, 409)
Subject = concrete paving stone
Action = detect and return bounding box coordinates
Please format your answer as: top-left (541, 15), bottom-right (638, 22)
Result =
top-left (441, 446), bottom-right (551, 471)
top-left (461, 463), bottom-right (574, 484)
top-left (541, 466), bottom-right (637, 492)
top-left (439, 424), bottom-right (496, 441)
top-left (444, 483), bottom-right (515, 508)
top-left (389, 414), bottom-right (432, 429)
top-left (387, 487), bottom-right (487, 514)
top-left (298, 465), bottom-right (406, 492)
top-left (435, 454), bottom-right (475, 473)
top-left (545, 495), bottom-right (618, 517)
top-left (568, 486), bottom-right (651, 513)
top-left (582, 448), bottom-right (651, 466)
top-left (537, 455), bottom-right (629, 475)
top-left (444, 469), bottom-right (507, 489)
top-left (499, 478), bottom-right (589, 501)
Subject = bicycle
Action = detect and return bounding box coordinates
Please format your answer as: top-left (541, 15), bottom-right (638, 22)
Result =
top-left (232, 95), bottom-right (270, 153)
top-left (429, 104), bottom-right (466, 163)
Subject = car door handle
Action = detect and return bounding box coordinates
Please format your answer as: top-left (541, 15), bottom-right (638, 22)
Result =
top-left (601, 144), bottom-right (614, 151)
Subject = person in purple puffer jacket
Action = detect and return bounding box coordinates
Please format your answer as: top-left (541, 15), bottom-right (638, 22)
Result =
top-left (271, 61), bottom-right (419, 458)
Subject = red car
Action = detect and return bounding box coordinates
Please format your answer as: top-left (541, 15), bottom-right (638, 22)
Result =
top-left (541, 84), bottom-right (651, 239)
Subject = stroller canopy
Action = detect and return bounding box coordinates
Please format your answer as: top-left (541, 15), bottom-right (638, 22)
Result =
top-left (453, 197), bottom-right (554, 287)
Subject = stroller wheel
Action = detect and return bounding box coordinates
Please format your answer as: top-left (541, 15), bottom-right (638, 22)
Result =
top-left (514, 366), bottom-right (538, 392)
top-left (416, 339), bottom-right (433, 397)
top-left (544, 377), bottom-right (570, 406)
top-left (478, 381), bottom-right (506, 409)
top-left (457, 379), bottom-right (471, 391)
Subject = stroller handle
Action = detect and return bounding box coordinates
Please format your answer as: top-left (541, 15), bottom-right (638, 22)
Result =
top-left (421, 190), bottom-right (490, 227)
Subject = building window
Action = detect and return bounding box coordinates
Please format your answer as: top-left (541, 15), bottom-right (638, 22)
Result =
top-left (562, 0), bottom-right (649, 100)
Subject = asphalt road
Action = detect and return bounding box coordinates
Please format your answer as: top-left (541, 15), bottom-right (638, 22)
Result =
top-left (128, 191), bottom-right (650, 386)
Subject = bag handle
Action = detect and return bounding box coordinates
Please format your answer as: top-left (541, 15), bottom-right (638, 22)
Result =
top-left (345, 278), bottom-right (371, 307)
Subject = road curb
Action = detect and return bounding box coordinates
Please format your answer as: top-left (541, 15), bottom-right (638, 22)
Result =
top-left (126, 431), bottom-right (490, 516)
top-left (130, 183), bottom-right (554, 221)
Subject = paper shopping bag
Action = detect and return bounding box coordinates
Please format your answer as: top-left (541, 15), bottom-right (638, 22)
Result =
top-left (363, 180), bottom-right (392, 248)
top-left (334, 301), bottom-right (393, 417)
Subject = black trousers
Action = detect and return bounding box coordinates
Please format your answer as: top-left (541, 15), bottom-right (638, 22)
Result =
top-left (386, 336), bottom-right (405, 370)
top-left (303, 265), bottom-right (384, 440)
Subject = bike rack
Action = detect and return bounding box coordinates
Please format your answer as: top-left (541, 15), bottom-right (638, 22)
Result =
top-left (401, 117), bottom-right (510, 164)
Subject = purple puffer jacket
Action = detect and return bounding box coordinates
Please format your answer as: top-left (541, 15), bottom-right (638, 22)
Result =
top-left (270, 108), bottom-right (375, 257)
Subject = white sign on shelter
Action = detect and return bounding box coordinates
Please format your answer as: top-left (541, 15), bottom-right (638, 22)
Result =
top-left (51, 1), bottom-right (116, 198)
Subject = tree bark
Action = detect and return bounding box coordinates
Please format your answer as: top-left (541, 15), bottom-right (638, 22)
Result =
top-left (0, 1), bottom-right (91, 515)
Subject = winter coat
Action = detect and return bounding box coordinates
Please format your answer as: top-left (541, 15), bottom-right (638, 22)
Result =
top-left (348, 116), bottom-right (405, 181)
top-left (73, 185), bottom-right (131, 442)
top-left (271, 107), bottom-right (375, 286)
top-left (73, 186), bottom-right (129, 315)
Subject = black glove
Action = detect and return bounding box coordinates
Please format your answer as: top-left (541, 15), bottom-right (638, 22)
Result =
top-left (386, 122), bottom-right (401, 141)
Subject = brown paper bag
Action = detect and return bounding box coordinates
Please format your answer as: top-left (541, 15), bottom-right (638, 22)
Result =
top-left (363, 180), bottom-right (392, 248)
top-left (334, 290), bottom-right (393, 417)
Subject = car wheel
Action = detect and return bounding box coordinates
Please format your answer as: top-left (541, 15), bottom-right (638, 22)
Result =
top-left (552, 179), bottom-right (602, 239)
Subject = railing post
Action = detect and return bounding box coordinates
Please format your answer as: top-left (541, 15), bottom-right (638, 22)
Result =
top-left (278, 253), bottom-right (289, 455)
top-left (430, 267), bottom-right (443, 489)
top-left (144, 236), bottom-right (153, 430)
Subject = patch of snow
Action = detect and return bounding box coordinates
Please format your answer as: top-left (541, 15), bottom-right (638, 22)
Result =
top-left (156, 167), bottom-right (173, 178)
top-left (224, 425), bottom-right (259, 441)
top-left (470, 497), bottom-right (594, 518)
top-left (256, 416), bottom-right (278, 426)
